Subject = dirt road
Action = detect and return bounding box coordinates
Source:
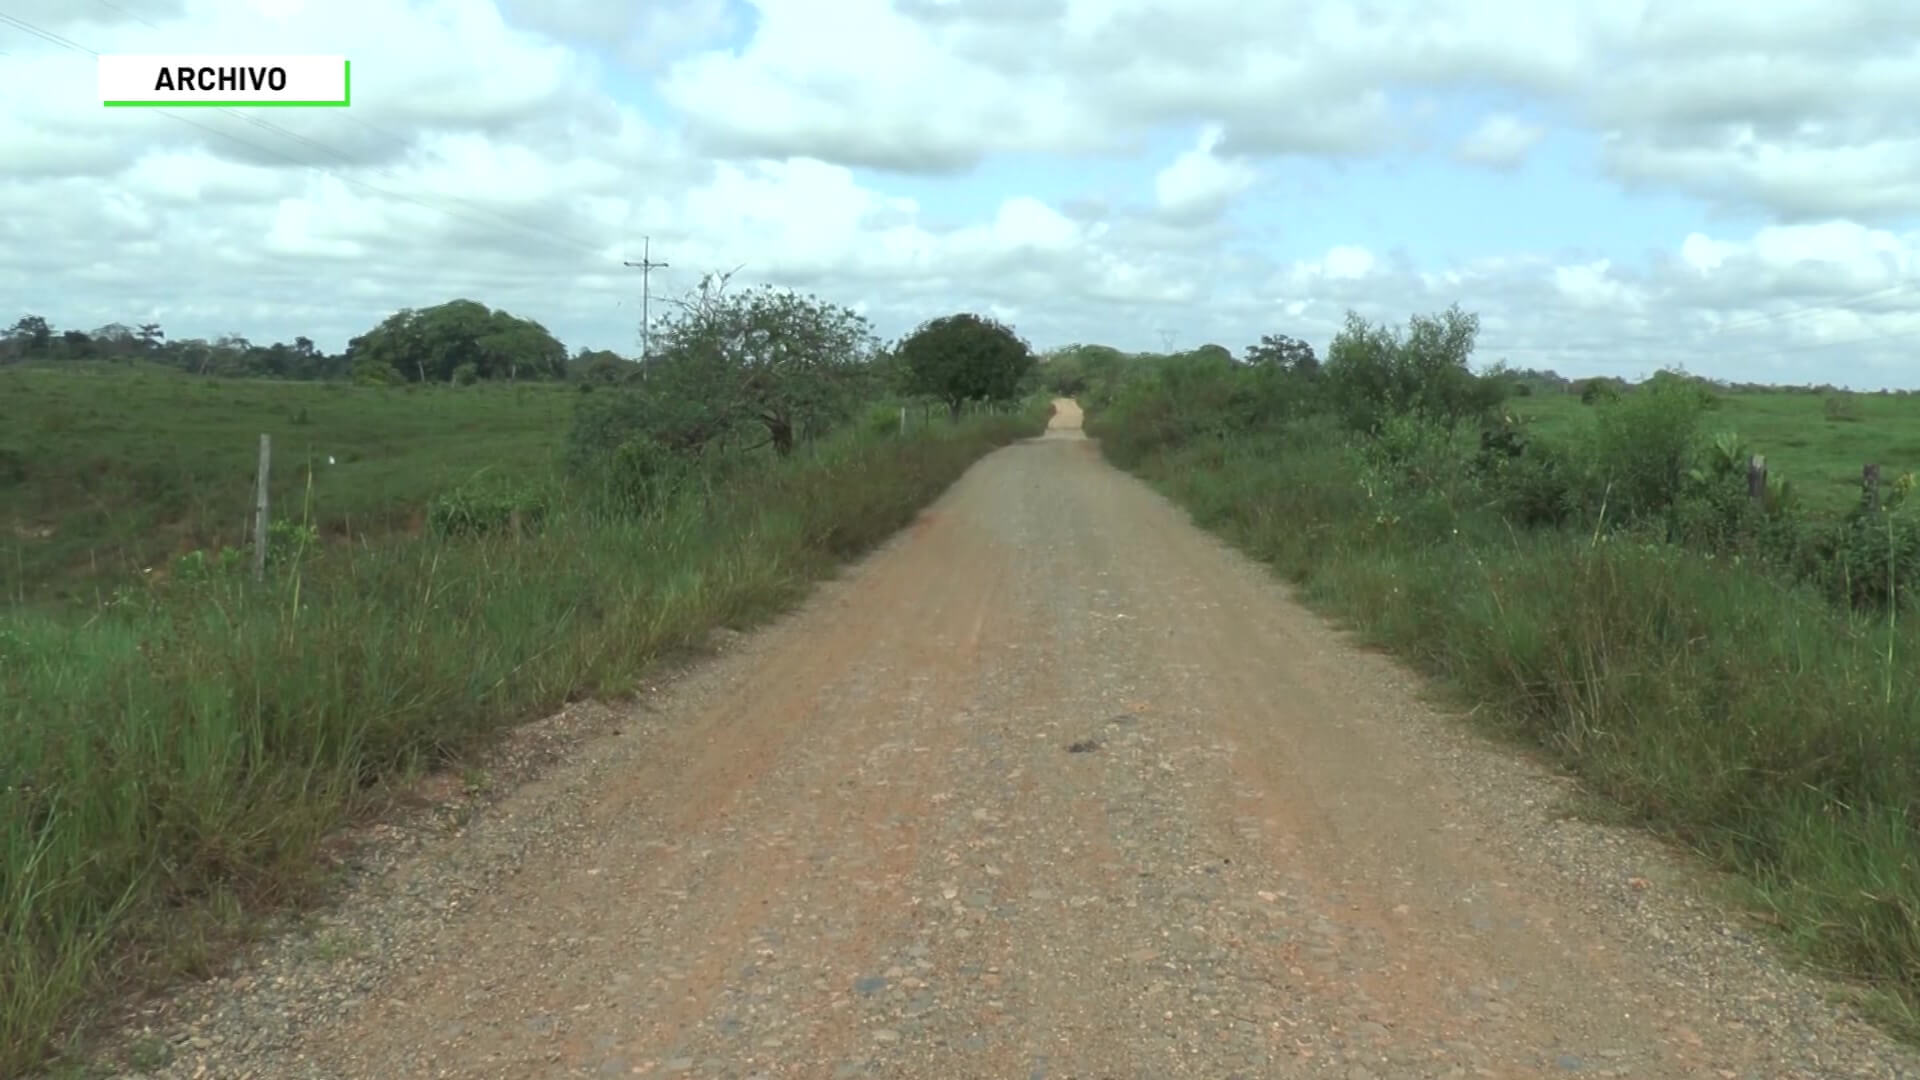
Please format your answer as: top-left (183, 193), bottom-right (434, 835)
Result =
top-left (120, 399), bottom-right (1917, 1079)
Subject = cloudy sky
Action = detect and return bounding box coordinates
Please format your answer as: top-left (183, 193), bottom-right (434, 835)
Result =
top-left (3, 0), bottom-right (1919, 387)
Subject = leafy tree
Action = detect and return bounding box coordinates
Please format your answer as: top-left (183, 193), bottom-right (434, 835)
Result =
top-left (1039, 347), bottom-right (1089, 396)
top-left (1322, 305), bottom-right (1503, 434)
top-left (4, 315), bottom-right (52, 358)
top-left (345, 299), bottom-right (567, 384)
top-left (569, 272), bottom-right (879, 473)
top-left (896, 312), bottom-right (1035, 420)
top-left (136, 323), bottom-right (164, 351)
top-left (351, 351), bottom-right (400, 386)
top-left (569, 347), bottom-right (632, 384)
top-left (475, 308), bottom-right (568, 381)
top-left (1243, 333), bottom-right (1319, 378)
top-left (650, 273), bottom-right (878, 454)
top-left (1578, 377), bottom-right (1625, 405)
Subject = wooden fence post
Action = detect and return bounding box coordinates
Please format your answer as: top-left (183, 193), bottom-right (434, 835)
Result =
top-left (1747, 454), bottom-right (1766, 502)
top-left (899, 405), bottom-right (906, 435)
top-left (252, 433), bottom-right (271, 582)
top-left (1863, 463), bottom-right (1881, 511)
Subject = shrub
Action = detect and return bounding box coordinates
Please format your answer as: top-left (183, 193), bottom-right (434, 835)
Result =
top-left (602, 438), bottom-right (692, 514)
top-left (1475, 419), bottom-right (1575, 529)
top-left (1805, 506), bottom-right (1920, 611)
top-left (1578, 378), bottom-right (1621, 405)
top-left (427, 475), bottom-right (552, 538)
top-left (1322, 305), bottom-right (1505, 436)
top-left (1583, 374), bottom-right (1712, 524)
top-left (1823, 392), bottom-right (1864, 422)
top-left (865, 402), bottom-right (905, 438)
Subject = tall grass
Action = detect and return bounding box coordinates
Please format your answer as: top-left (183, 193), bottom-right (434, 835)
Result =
top-left (1092, 408), bottom-right (1920, 1034)
top-left (0, 366), bottom-right (580, 604)
top-left (0, 402), bottom-right (1050, 1076)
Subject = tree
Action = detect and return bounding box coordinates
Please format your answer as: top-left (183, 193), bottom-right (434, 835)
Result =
top-left (4, 315), bottom-right (52, 358)
top-left (1243, 333), bottom-right (1319, 378)
top-left (59, 330), bottom-right (96, 360)
top-left (1039, 347), bottom-right (1089, 396)
top-left (569, 347), bottom-right (632, 384)
top-left (476, 307), bottom-right (568, 381)
top-left (1322, 305), bottom-right (1503, 434)
top-left (569, 272), bottom-right (880, 470)
top-left (344, 299), bottom-right (568, 384)
top-left (136, 323), bottom-right (164, 352)
top-left (896, 312), bottom-right (1035, 420)
top-left (650, 272), bottom-right (878, 454)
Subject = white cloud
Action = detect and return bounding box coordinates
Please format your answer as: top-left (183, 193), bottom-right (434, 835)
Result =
top-left (496, 0), bottom-right (743, 70)
top-left (1455, 113), bottom-right (1543, 170)
top-left (0, 0), bottom-right (1918, 390)
top-left (1323, 246), bottom-right (1378, 280)
top-left (1553, 259), bottom-right (1642, 311)
top-left (1152, 125), bottom-right (1257, 225)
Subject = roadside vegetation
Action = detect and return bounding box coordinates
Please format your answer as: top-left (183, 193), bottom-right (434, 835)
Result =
top-left (1075, 314), bottom-right (1920, 1034)
top-left (0, 279), bottom-right (1045, 1075)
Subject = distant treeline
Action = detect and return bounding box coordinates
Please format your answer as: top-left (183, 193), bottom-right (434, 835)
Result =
top-left (0, 302), bottom-right (629, 385)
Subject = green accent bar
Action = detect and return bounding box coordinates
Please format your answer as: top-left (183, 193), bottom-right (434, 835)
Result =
top-left (104, 58), bottom-right (351, 107)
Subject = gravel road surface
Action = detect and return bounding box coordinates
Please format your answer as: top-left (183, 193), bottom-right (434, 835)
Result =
top-left (104, 399), bottom-right (1920, 1079)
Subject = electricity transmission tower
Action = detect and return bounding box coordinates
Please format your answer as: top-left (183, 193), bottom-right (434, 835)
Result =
top-left (624, 236), bottom-right (669, 374)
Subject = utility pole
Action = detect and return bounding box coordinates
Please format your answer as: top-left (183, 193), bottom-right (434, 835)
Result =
top-left (624, 236), bottom-right (668, 376)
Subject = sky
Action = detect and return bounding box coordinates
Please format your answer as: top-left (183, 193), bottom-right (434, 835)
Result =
top-left (2, 0), bottom-right (1919, 387)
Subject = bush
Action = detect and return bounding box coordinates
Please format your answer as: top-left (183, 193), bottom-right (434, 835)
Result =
top-left (1805, 507), bottom-right (1920, 611)
top-left (1824, 392), bottom-right (1864, 422)
top-left (427, 475), bottom-right (551, 538)
top-left (1475, 419), bottom-right (1575, 529)
top-left (865, 402), bottom-right (906, 438)
top-left (1322, 305), bottom-right (1505, 435)
top-left (602, 438), bottom-right (693, 514)
top-left (1583, 374), bottom-right (1712, 524)
top-left (1578, 378), bottom-right (1621, 405)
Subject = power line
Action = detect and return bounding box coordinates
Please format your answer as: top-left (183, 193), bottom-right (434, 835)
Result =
top-left (624, 236), bottom-right (668, 371)
top-left (0, 9), bottom-right (87, 50)
top-left (89, 0), bottom-right (148, 26)
top-left (1695, 282), bottom-right (1918, 338)
top-left (88, 0), bottom-right (440, 160)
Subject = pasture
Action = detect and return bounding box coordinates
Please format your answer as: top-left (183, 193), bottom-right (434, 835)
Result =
top-left (0, 365), bottom-right (575, 604)
top-left (1512, 386), bottom-right (1920, 516)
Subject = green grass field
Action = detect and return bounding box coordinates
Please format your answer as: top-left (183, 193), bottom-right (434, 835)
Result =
top-left (1513, 387), bottom-right (1920, 516)
top-left (0, 365), bottom-right (577, 604)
